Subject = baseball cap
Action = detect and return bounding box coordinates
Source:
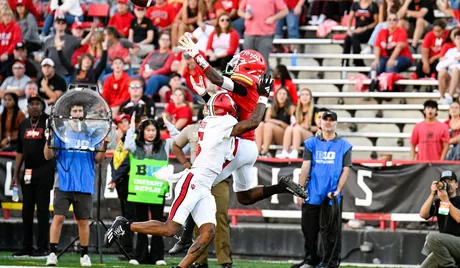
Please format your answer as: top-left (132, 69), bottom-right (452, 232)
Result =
top-left (15, 42), bottom-right (25, 50)
top-left (114, 113), bottom-right (131, 124)
top-left (12, 60), bottom-right (25, 68)
top-left (17, 0), bottom-right (24, 5)
top-left (28, 94), bottom-right (44, 104)
top-left (441, 170), bottom-right (457, 182)
top-left (41, 58), bottom-right (55, 67)
top-left (72, 21), bottom-right (83, 29)
top-left (118, 0), bottom-right (128, 4)
top-left (322, 111), bottom-right (337, 121)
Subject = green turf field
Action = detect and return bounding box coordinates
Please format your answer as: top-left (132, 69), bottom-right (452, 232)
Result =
top-left (0, 251), bottom-right (411, 268)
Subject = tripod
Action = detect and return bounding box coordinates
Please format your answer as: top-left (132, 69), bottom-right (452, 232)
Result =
top-left (57, 163), bottom-right (131, 263)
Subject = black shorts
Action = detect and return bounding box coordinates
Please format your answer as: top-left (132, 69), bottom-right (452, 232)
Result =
top-left (54, 188), bottom-right (93, 220)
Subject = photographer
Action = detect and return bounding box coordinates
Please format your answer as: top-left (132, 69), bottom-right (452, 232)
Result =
top-left (419, 171), bottom-right (460, 268)
top-left (43, 102), bottom-right (106, 266)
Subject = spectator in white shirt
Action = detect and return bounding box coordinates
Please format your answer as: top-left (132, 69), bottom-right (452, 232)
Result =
top-left (42, 0), bottom-right (84, 36)
top-left (437, 31), bottom-right (460, 105)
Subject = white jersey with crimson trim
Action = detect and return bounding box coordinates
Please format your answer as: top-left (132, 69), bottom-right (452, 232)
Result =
top-left (191, 114), bottom-right (238, 187)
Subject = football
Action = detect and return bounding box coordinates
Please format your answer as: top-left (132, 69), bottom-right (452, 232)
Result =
top-left (130, 0), bottom-right (156, 7)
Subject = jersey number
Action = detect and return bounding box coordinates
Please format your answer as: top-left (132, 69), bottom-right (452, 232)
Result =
top-left (196, 131), bottom-right (204, 157)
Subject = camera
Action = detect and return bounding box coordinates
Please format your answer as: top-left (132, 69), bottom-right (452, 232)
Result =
top-left (436, 181), bottom-right (450, 192)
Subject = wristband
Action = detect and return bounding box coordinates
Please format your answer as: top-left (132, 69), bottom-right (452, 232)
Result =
top-left (258, 96), bottom-right (268, 105)
top-left (194, 54), bottom-right (210, 72)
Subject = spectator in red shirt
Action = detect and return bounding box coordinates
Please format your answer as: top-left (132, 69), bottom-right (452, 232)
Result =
top-left (101, 26), bottom-right (134, 81)
top-left (140, 31), bottom-right (175, 98)
top-left (371, 12), bottom-right (413, 75)
top-left (445, 101), bottom-right (460, 147)
top-left (161, 72), bottom-right (194, 105)
top-left (171, 51), bottom-right (207, 95)
top-left (198, 0), bottom-right (224, 27)
top-left (102, 57), bottom-right (131, 115)
top-left (410, 100), bottom-right (449, 161)
top-left (169, 0), bottom-right (184, 13)
top-left (171, 0), bottom-right (199, 47)
top-left (164, 87), bottom-right (193, 130)
top-left (220, 0), bottom-right (239, 19)
top-left (206, 13), bottom-right (239, 70)
top-left (414, 19), bottom-right (448, 82)
top-left (0, 8), bottom-right (22, 63)
top-left (238, 0), bottom-right (288, 72)
top-left (108, 0), bottom-right (135, 38)
top-left (273, 64), bottom-right (298, 105)
top-left (146, 0), bottom-right (177, 32)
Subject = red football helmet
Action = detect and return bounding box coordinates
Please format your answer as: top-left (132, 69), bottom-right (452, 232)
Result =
top-left (226, 49), bottom-right (267, 87)
top-left (208, 92), bottom-right (237, 117)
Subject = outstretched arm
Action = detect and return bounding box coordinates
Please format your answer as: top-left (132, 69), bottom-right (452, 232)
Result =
top-left (231, 74), bottom-right (273, 137)
top-left (179, 33), bottom-right (247, 96)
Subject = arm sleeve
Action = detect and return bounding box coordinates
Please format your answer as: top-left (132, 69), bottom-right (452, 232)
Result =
top-left (226, 30), bottom-right (240, 56)
top-left (93, 49), bottom-right (108, 79)
top-left (410, 124), bottom-right (419, 145)
top-left (139, 52), bottom-right (153, 77)
top-left (164, 138), bottom-right (173, 155)
top-left (422, 32), bottom-right (432, 49)
top-left (16, 124), bottom-right (23, 153)
top-left (303, 149), bottom-right (312, 160)
top-left (119, 38), bottom-right (135, 49)
top-left (343, 149), bottom-right (352, 167)
top-left (152, 52), bottom-right (175, 75)
top-left (22, 14), bottom-right (37, 41)
top-left (7, 25), bottom-right (22, 55)
top-left (102, 81), bottom-right (111, 105)
top-left (123, 127), bottom-right (137, 153)
top-left (275, 0), bottom-right (288, 11)
top-left (112, 156), bottom-right (130, 182)
top-left (166, 119), bottom-right (181, 138)
top-left (0, 79), bottom-right (8, 90)
top-left (206, 31), bottom-right (215, 52)
top-left (442, 125), bottom-right (450, 143)
top-left (58, 50), bottom-right (75, 74)
top-left (375, 30), bottom-right (383, 49)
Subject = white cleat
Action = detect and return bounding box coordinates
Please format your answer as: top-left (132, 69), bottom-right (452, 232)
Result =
top-left (80, 254), bottom-right (92, 266)
top-left (46, 252), bottom-right (58, 266)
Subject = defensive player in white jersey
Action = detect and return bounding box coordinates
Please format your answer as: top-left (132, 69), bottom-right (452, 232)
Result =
top-left (104, 75), bottom-right (273, 268)
top-left (178, 33), bottom-right (307, 205)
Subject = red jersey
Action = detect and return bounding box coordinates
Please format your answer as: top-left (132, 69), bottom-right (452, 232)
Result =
top-left (0, 21), bottom-right (22, 56)
top-left (146, 3), bottom-right (177, 29)
top-left (71, 44), bottom-right (89, 66)
top-left (168, 0), bottom-right (184, 13)
top-left (164, 88), bottom-right (193, 103)
top-left (375, 27), bottom-right (413, 62)
top-left (441, 42), bottom-right (455, 57)
top-left (228, 74), bottom-right (259, 141)
top-left (422, 30), bottom-right (449, 58)
top-left (108, 12), bottom-right (135, 38)
top-left (273, 79), bottom-right (298, 105)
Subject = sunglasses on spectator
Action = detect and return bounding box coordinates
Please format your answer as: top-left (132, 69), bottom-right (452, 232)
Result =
top-left (129, 85), bottom-right (142, 89)
top-left (220, 18), bottom-right (230, 22)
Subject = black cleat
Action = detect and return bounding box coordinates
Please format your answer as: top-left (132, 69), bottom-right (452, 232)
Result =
top-left (279, 176), bottom-right (307, 199)
top-left (104, 216), bottom-right (131, 248)
top-left (168, 239), bottom-right (193, 255)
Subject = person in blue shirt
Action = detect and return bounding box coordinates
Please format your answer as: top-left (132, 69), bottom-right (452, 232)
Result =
top-left (296, 111), bottom-right (352, 268)
top-left (43, 102), bottom-right (106, 267)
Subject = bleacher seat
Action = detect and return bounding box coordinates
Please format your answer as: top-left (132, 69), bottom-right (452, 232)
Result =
top-left (80, 3), bottom-right (110, 28)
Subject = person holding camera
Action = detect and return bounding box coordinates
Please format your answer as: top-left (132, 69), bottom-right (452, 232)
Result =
top-left (419, 170), bottom-right (460, 268)
top-left (43, 102), bottom-right (107, 267)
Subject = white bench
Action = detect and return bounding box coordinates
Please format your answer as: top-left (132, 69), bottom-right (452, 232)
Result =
top-left (338, 117), bottom-right (421, 124)
top-left (272, 53), bottom-right (423, 60)
top-left (294, 79), bottom-right (438, 87)
top-left (287, 65), bottom-right (417, 72)
top-left (318, 104), bottom-right (449, 110)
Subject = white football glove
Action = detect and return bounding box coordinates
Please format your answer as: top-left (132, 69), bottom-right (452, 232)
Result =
top-left (178, 33), bottom-right (199, 58)
top-left (190, 75), bottom-right (206, 96)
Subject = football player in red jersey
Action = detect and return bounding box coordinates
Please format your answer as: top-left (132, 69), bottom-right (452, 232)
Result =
top-left (179, 33), bottom-right (306, 205)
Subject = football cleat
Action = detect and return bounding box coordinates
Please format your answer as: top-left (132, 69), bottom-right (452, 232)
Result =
top-left (279, 176), bottom-right (307, 199)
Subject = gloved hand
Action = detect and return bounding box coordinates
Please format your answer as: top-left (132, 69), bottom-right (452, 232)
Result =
top-left (178, 33), bottom-right (199, 59)
top-left (257, 74), bottom-right (273, 98)
top-left (190, 75), bottom-right (206, 96)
